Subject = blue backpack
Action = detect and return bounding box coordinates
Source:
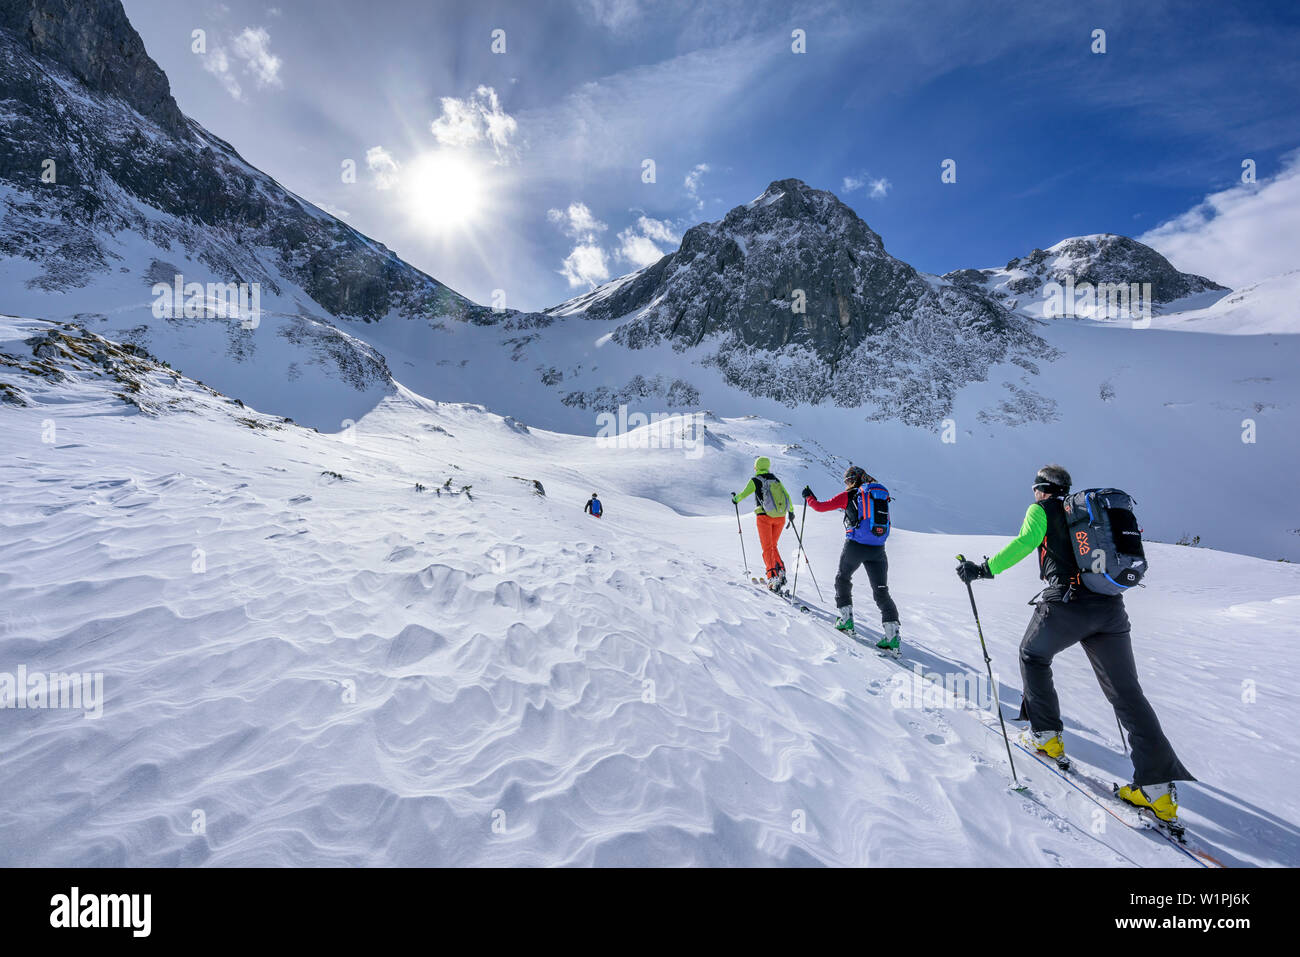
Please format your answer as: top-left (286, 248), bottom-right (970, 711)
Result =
top-left (590, 498), bottom-right (602, 516)
top-left (844, 483), bottom-right (890, 545)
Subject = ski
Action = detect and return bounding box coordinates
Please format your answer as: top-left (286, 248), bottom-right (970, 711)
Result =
top-left (1111, 783), bottom-right (1190, 844)
top-left (986, 718), bottom-right (1223, 868)
top-left (750, 576), bottom-right (808, 612)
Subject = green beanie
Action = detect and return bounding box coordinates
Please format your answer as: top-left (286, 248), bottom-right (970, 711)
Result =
top-left (754, 456), bottom-right (770, 474)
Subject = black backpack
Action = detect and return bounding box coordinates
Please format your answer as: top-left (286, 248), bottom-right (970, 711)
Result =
top-left (1062, 488), bottom-right (1148, 595)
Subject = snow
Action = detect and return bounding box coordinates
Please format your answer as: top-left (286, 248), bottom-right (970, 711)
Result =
top-left (1, 334), bottom-right (1296, 867)
top-left (746, 189), bottom-right (785, 209)
top-left (1147, 270), bottom-right (1300, 335)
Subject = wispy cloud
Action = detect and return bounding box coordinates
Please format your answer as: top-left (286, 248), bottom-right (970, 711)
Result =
top-left (201, 25), bottom-right (282, 99)
top-left (366, 146), bottom-right (401, 189)
top-left (548, 203), bottom-right (611, 287)
top-left (431, 86), bottom-right (518, 164)
top-left (517, 35), bottom-right (776, 177)
top-left (842, 172), bottom-right (891, 199)
top-left (617, 215), bottom-right (680, 267)
top-left (558, 244), bottom-right (611, 288)
top-left (1139, 152), bottom-right (1300, 287)
top-left (201, 46), bottom-right (241, 100)
top-left (684, 163), bottom-right (711, 211)
top-left (231, 27), bottom-right (282, 87)
top-left (547, 202), bottom-right (607, 240)
top-left (578, 0), bottom-right (643, 31)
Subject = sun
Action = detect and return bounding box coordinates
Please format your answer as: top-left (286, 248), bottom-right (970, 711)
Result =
top-left (404, 151), bottom-right (486, 234)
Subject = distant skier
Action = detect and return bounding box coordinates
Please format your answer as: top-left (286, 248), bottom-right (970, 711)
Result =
top-left (732, 456), bottom-right (795, 590)
top-left (955, 464), bottom-right (1194, 823)
top-left (584, 493), bottom-right (602, 518)
top-left (802, 466), bottom-right (901, 654)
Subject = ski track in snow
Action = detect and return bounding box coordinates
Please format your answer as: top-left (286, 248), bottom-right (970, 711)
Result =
top-left (1, 381), bottom-right (1297, 867)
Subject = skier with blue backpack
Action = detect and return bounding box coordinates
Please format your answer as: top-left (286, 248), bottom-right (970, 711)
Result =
top-left (955, 464), bottom-right (1194, 825)
top-left (584, 493), bottom-right (603, 518)
top-left (802, 465), bottom-right (901, 654)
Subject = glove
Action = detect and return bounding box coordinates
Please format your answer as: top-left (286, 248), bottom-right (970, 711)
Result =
top-left (730, 493), bottom-right (738, 504)
top-left (956, 559), bottom-right (993, 584)
top-left (801, 486), bottom-right (813, 501)
top-left (787, 513), bottom-right (796, 528)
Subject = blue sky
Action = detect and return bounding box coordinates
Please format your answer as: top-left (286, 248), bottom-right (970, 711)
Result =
top-left (121, 0), bottom-right (1300, 311)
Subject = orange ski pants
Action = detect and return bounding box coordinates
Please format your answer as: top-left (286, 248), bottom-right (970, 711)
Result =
top-left (755, 513), bottom-right (787, 577)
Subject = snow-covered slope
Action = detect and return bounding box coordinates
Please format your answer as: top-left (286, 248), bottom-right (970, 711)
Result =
top-left (1145, 270), bottom-right (1300, 335)
top-left (1, 317), bottom-right (1296, 867)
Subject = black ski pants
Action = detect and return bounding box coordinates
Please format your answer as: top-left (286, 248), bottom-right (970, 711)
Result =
top-left (834, 540), bottom-right (899, 624)
top-left (1018, 595), bottom-right (1194, 786)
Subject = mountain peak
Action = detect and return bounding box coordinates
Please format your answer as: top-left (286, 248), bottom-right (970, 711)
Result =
top-left (547, 175), bottom-right (1052, 426)
top-left (943, 232), bottom-right (1226, 306)
top-left (0, 0), bottom-right (186, 133)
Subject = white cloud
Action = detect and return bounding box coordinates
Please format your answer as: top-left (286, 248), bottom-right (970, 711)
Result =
top-left (1139, 153), bottom-right (1300, 287)
top-left (231, 27), bottom-right (282, 87)
top-left (547, 202), bottom-right (607, 241)
top-left (201, 46), bottom-right (242, 100)
top-left (559, 244), bottom-right (611, 288)
top-left (579, 0), bottom-right (643, 31)
top-left (366, 146), bottom-right (401, 190)
top-left (202, 25), bottom-right (282, 99)
top-left (515, 35), bottom-right (774, 179)
top-left (431, 86), bottom-right (518, 163)
top-left (842, 172), bottom-right (891, 199)
top-left (617, 215), bottom-right (680, 267)
top-left (684, 163), bottom-right (710, 198)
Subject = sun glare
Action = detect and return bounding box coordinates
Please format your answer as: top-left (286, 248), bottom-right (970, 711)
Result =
top-left (404, 151), bottom-right (486, 234)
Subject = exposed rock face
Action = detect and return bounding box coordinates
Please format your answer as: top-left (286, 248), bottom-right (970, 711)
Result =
top-left (0, 0), bottom-right (186, 133)
top-left (546, 179), bottom-right (1057, 427)
top-left (945, 234), bottom-right (1226, 305)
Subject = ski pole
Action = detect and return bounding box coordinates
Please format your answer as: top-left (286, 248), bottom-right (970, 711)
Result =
top-left (791, 500), bottom-right (806, 599)
top-left (789, 507), bottom-right (822, 601)
top-left (1115, 713), bottom-right (1128, 755)
top-left (733, 500), bottom-right (750, 575)
top-left (956, 553), bottom-right (1021, 789)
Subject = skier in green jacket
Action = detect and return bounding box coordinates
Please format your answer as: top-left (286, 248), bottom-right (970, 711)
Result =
top-left (956, 464), bottom-right (1193, 824)
top-left (731, 456), bottom-right (796, 591)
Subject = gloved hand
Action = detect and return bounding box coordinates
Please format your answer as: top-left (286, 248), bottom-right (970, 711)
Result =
top-left (956, 558), bottom-right (993, 584)
top-left (787, 513), bottom-right (796, 528)
top-left (730, 493), bottom-right (738, 504)
top-left (801, 485), bottom-right (813, 501)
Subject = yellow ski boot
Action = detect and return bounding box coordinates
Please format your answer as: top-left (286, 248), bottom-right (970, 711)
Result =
top-left (1117, 782), bottom-right (1179, 823)
top-left (1019, 728), bottom-right (1065, 761)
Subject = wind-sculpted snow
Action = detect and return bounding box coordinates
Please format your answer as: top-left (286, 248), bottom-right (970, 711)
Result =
top-left (1, 333), bottom-right (1296, 866)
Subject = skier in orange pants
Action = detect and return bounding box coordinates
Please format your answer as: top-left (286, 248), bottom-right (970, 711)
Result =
top-left (731, 456), bottom-right (796, 591)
